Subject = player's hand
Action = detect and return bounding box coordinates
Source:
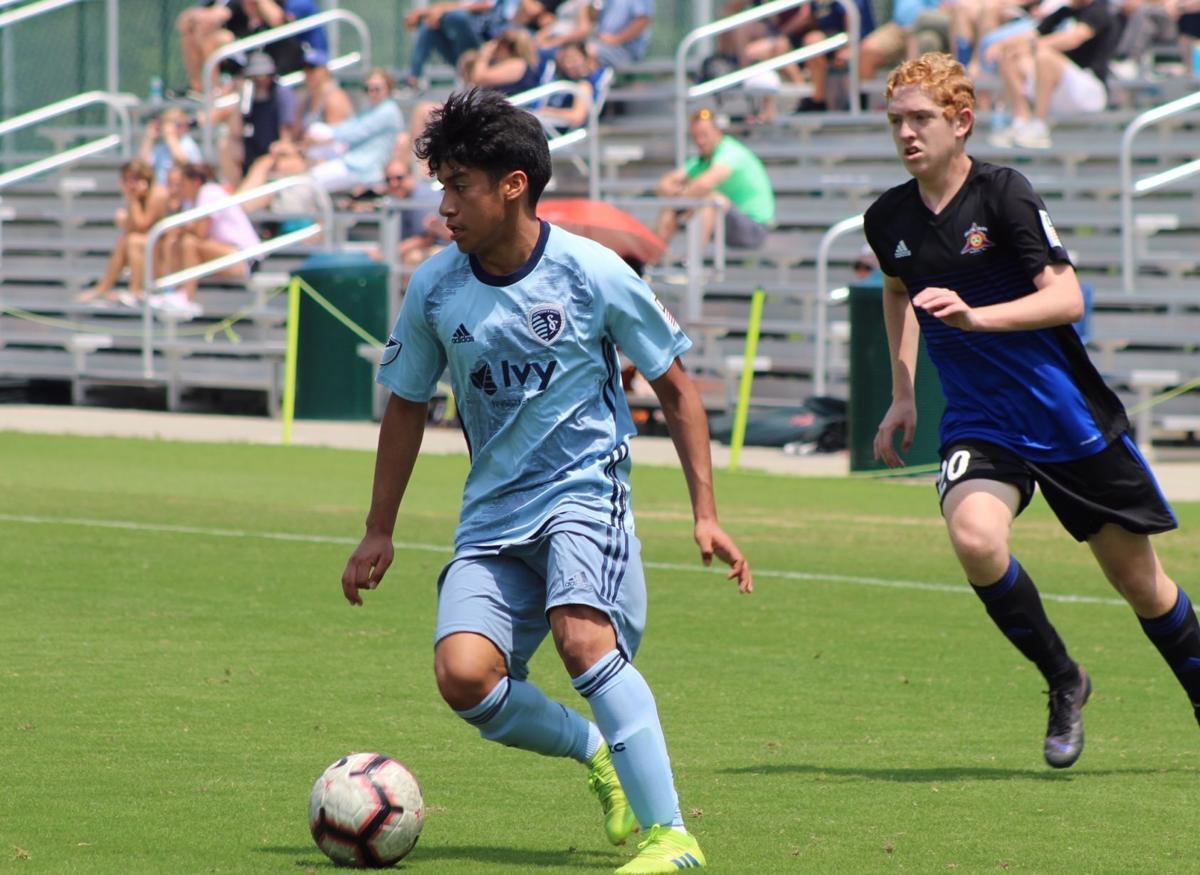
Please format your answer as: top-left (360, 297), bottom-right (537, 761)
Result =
top-left (874, 398), bottom-right (916, 468)
top-left (694, 520), bottom-right (753, 594)
top-left (340, 530), bottom-right (394, 606)
top-left (913, 286), bottom-right (977, 331)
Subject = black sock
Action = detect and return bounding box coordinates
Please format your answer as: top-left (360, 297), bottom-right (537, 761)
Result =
top-left (971, 557), bottom-right (1078, 688)
top-left (1139, 587), bottom-right (1200, 713)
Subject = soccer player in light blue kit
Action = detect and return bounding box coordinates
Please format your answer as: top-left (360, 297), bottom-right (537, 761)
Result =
top-left (340, 89), bottom-right (752, 874)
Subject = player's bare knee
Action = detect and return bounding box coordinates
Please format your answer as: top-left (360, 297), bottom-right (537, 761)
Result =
top-left (433, 635), bottom-right (506, 711)
top-left (549, 605), bottom-right (617, 676)
top-left (946, 514), bottom-right (1008, 574)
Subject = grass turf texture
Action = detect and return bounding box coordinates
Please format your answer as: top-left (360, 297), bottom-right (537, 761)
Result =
top-left (2, 431), bottom-right (1199, 874)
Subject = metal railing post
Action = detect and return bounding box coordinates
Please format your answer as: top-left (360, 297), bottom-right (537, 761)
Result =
top-left (1119, 89), bottom-right (1200, 294)
top-left (814, 213), bottom-right (864, 397)
top-left (0, 91), bottom-right (136, 190)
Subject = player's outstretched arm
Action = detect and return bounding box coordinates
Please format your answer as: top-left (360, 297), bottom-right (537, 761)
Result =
top-left (649, 359), bottom-right (753, 593)
top-left (875, 273), bottom-right (919, 468)
top-left (341, 394), bottom-right (429, 606)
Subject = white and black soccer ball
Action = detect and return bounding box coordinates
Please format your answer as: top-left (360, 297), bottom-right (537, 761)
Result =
top-left (308, 752), bottom-right (424, 868)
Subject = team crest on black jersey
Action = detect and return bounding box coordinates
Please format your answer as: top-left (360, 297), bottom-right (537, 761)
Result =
top-left (960, 222), bottom-right (994, 255)
top-left (527, 304), bottom-right (566, 345)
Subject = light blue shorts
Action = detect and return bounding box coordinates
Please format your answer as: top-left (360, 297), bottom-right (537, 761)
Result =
top-left (434, 520), bottom-right (647, 680)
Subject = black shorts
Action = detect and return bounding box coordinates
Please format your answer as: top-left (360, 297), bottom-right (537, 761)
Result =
top-left (936, 435), bottom-right (1178, 542)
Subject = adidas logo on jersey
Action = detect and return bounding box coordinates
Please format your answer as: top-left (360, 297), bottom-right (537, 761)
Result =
top-left (451, 323), bottom-right (474, 344)
top-left (894, 239), bottom-right (912, 259)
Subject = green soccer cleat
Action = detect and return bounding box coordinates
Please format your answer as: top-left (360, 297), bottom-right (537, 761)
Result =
top-left (587, 743), bottom-right (637, 846)
top-left (615, 825), bottom-right (706, 872)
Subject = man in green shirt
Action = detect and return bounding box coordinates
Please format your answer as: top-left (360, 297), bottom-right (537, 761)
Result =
top-left (654, 108), bottom-right (776, 256)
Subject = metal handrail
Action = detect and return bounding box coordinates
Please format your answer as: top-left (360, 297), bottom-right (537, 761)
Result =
top-left (0, 0), bottom-right (118, 95)
top-left (814, 213), bottom-right (864, 396)
top-left (1120, 89), bottom-right (1200, 294)
top-left (201, 8), bottom-right (372, 158)
top-left (674, 0), bottom-right (861, 164)
top-left (141, 175), bottom-right (334, 377)
top-left (508, 81), bottom-right (604, 197)
top-left (0, 135), bottom-right (119, 190)
top-left (0, 91), bottom-right (136, 190)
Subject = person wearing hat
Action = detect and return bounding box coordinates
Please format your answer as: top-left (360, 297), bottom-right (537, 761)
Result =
top-left (239, 51), bottom-right (299, 176)
top-left (299, 47), bottom-right (353, 135)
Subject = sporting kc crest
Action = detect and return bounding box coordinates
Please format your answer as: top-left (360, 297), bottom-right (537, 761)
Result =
top-left (527, 304), bottom-right (566, 345)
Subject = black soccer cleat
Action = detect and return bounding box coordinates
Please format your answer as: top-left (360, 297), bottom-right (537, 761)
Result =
top-left (1044, 665), bottom-right (1091, 769)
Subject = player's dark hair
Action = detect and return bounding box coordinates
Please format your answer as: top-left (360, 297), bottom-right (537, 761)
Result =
top-left (415, 88), bottom-right (552, 207)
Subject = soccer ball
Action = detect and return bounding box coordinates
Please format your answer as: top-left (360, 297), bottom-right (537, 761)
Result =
top-left (308, 752), bottom-right (424, 868)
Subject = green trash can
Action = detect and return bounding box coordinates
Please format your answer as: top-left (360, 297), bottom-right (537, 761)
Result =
top-left (847, 273), bottom-right (946, 472)
top-left (292, 252), bottom-right (390, 420)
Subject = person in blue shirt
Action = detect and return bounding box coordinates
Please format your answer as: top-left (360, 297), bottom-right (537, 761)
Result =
top-left (309, 68), bottom-right (404, 192)
top-left (589, 0), bottom-right (654, 69)
top-left (340, 88), bottom-right (751, 874)
top-left (865, 53), bottom-right (1200, 771)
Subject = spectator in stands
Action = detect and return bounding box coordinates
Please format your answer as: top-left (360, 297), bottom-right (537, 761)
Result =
top-left (653, 108), bottom-right (775, 257)
top-left (177, 0), bottom-right (259, 95)
top-left (739, 0), bottom-right (875, 115)
top-left (537, 41), bottom-right (607, 130)
top-left (239, 139), bottom-right (323, 235)
top-left (588, 0), bottom-right (654, 69)
top-left (534, 0), bottom-right (599, 51)
top-left (159, 163), bottom-right (262, 314)
top-left (468, 28), bottom-right (544, 94)
top-left (139, 108), bottom-right (203, 187)
top-left (990, 0), bottom-right (1115, 149)
top-left (298, 48), bottom-right (354, 134)
top-left (859, 0), bottom-right (949, 85)
top-left (382, 159), bottom-right (451, 269)
top-left (254, 0), bottom-right (329, 76)
top-left (78, 159), bottom-right (170, 307)
top-left (238, 52), bottom-right (300, 177)
top-left (309, 68), bottom-right (405, 192)
top-left (405, 1), bottom-right (517, 86)
top-left (1109, 0), bottom-right (1195, 79)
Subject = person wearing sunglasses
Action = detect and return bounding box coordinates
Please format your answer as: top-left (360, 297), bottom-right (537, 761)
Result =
top-left (308, 67), bottom-right (404, 193)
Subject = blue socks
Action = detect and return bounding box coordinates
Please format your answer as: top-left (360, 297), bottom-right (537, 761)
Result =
top-left (971, 556), bottom-right (1077, 688)
top-left (573, 649), bottom-right (685, 831)
top-left (456, 676), bottom-right (601, 763)
top-left (1139, 587), bottom-right (1200, 713)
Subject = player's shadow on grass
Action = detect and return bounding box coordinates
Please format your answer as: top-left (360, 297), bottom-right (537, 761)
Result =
top-left (256, 844), bottom-right (614, 869)
top-left (718, 763), bottom-right (1157, 782)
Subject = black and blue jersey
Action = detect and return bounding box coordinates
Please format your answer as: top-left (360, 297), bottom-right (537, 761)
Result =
top-left (863, 159), bottom-right (1128, 463)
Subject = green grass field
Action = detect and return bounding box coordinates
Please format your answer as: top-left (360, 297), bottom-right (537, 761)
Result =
top-left (3, 431), bottom-right (1199, 874)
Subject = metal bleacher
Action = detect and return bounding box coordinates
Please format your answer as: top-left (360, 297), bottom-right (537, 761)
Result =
top-left (2, 11), bottom-right (1199, 434)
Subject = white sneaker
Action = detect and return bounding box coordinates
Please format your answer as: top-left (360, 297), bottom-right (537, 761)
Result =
top-left (1109, 58), bottom-right (1139, 81)
top-left (116, 291), bottom-right (140, 308)
top-left (151, 290), bottom-right (202, 319)
top-left (1013, 118), bottom-right (1052, 149)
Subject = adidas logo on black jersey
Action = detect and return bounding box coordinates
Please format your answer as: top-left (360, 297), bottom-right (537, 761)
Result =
top-left (451, 323), bottom-right (474, 344)
top-left (894, 239), bottom-right (912, 259)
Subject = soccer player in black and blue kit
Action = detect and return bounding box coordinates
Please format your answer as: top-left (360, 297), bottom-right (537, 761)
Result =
top-left (864, 53), bottom-right (1200, 768)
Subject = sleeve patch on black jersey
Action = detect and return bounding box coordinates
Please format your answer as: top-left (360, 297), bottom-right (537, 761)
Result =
top-left (1038, 209), bottom-right (1063, 250)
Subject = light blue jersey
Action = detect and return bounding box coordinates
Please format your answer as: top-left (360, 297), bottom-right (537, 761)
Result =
top-left (377, 221), bottom-right (691, 548)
